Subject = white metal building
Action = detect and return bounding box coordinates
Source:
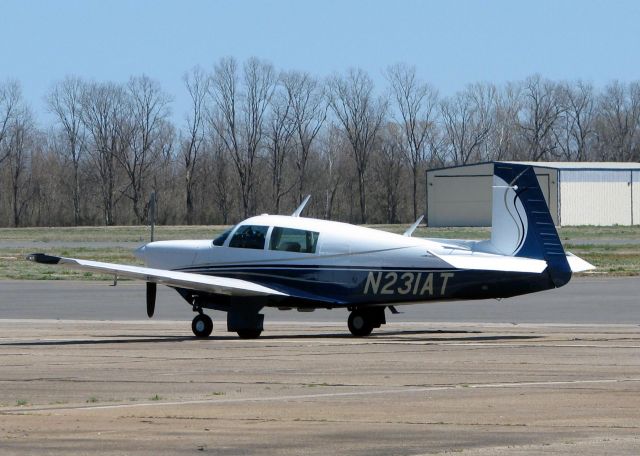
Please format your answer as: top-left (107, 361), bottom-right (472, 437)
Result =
top-left (426, 161), bottom-right (640, 226)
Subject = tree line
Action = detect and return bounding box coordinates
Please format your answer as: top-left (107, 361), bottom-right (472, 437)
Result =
top-left (1, 58), bottom-right (640, 227)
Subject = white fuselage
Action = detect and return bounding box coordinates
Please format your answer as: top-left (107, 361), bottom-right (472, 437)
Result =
top-left (136, 215), bottom-right (456, 272)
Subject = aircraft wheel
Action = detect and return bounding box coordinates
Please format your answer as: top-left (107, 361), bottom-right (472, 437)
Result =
top-left (192, 314), bottom-right (213, 338)
top-left (348, 311), bottom-right (373, 337)
top-left (237, 329), bottom-right (262, 339)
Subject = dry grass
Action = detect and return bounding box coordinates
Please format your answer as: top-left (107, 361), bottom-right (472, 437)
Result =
top-left (1, 225), bottom-right (638, 279)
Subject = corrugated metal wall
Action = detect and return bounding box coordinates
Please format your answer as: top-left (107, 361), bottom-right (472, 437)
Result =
top-left (559, 170), bottom-right (633, 225)
top-left (427, 164), bottom-right (640, 226)
top-left (633, 171), bottom-right (640, 225)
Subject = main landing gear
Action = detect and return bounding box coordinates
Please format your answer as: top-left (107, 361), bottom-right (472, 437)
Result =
top-left (190, 301), bottom-right (264, 339)
top-left (236, 329), bottom-right (262, 339)
top-left (347, 308), bottom-right (386, 337)
top-left (348, 311), bottom-right (373, 337)
top-left (190, 305), bottom-right (386, 339)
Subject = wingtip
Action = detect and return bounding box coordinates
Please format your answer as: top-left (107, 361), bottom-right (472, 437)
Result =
top-left (26, 253), bottom-right (62, 264)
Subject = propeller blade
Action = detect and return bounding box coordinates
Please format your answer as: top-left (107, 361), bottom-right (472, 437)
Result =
top-left (146, 282), bottom-right (157, 318)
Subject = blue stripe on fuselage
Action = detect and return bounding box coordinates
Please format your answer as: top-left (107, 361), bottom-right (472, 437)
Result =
top-left (174, 265), bottom-right (555, 307)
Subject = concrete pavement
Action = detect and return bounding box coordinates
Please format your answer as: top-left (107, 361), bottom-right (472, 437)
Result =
top-left (0, 320), bottom-right (639, 455)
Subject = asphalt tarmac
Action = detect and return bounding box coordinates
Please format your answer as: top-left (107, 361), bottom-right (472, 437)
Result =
top-left (1, 276), bottom-right (638, 326)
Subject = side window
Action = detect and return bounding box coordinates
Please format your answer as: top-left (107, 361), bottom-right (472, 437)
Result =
top-left (228, 225), bottom-right (269, 250)
top-left (212, 228), bottom-right (233, 246)
top-left (269, 227), bottom-right (319, 253)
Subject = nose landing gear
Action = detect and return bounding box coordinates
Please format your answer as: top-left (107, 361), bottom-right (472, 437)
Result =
top-left (192, 313), bottom-right (213, 338)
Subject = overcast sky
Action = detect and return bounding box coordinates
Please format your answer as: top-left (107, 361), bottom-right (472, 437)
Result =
top-left (1, 0), bottom-right (639, 125)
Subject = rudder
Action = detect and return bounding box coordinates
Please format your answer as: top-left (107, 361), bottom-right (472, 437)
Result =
top-left (491, 162), bottom-right (571, 287)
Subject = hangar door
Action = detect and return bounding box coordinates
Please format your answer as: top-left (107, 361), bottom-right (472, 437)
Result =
top-left (427, 172), bottom-right (553, 227)
top-left (428, 175), bottom-right (492, 226)
top-left (635, 171), bottom-right (640, 225)
top-left (560, 170), bottom-right (633, 225)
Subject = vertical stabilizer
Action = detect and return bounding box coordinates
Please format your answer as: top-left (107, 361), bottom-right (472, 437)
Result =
top-left (490, 175), bottom-right (527, 256)
top-left (491, 163), bottom-right (571, 287)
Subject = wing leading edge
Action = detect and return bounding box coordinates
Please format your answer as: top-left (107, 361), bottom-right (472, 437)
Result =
top-left (26, 253), bottom-right (288, 297)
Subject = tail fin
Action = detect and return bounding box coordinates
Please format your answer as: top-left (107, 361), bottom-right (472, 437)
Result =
top-left (490, 163), bottom-right (571, 287)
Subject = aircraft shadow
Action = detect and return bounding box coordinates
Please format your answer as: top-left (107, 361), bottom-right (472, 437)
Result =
top-left (376, 329), bottom-right (542, 340)
top-left (255, 331), bottom-right (542, 342)
top-left (375, 333), bottom-right (542, 342)
top-left (0, 335), bottom-right (194, 346)
top-left (0, 330), bottom-right (542, 346)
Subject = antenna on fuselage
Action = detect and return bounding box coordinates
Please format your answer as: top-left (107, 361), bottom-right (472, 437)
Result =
top-left (292, 195), bottom-right (311, 217)
top-left (403, 215), bottom-right (424, 237)
top-left (149, 191), bottom-right (157, 242)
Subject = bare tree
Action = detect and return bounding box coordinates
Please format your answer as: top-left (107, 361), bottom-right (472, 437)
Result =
top-left (595, 81), bottom-right (640, 161)
top-left (119, 75), bottom-right (172, 223)
top-left (0, 80), bottom-right (21, 165)
top-left (386, 63), bottom-right (438, 219)
top-left (489, 81), bottom-right (522, 161)
top-left (518, 75), bottom-right (565, 161)
top-left (327, 68), bottom-right (387, 223)
top-left (440, 83), bottom-right (494, 165)
top-left (12, 64), bottom-right (640, 228)
top-left (373, 123), bottom-right (404, 223)
top-left (181, 66), bottom-right (209, 224)
top-left (265, 85), bottom-right (295, 214)
top-left (6, 103), bottom-right (35, 226)
top-left (554, 81), bottom-right (596, 161)
top-left (80, 82), bottom-right (130, 226)
top-left (47, 76), bottom-right (86, 224)
top-left (211, 57), bottom-right (276, 217)
top-left (209, 135), bottom-right (233, 224)
top-left (281, 70), bottom-right (326, 204)
top-left (318, 125), bottom-right (346, 220)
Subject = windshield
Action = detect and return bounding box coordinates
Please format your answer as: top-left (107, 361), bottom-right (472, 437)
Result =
top-left (228, 225), bottom-right (269, 250)
top-left (212, 228), bottom-right (233, 246)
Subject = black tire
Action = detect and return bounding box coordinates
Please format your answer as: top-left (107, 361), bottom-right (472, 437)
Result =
top-left (192, 314), bottom-right (213, 338)
top-left (236, 329), bottom-right (262, 339)
top-left (348, 311), bottom-right (373, 337)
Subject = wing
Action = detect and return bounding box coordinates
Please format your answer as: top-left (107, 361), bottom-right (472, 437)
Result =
top-left (26, 253), bottom-right (288, 297)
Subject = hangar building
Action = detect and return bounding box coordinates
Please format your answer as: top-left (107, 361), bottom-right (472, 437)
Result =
top-left (426, 161), bottom-right (640, 226)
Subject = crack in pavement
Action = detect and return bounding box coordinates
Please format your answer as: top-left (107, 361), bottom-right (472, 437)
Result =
top-left (3, 377), bottom-right (640, 415)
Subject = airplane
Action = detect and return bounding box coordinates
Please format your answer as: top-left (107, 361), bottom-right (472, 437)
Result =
top-left (27, 162), bottom-right (594, 339)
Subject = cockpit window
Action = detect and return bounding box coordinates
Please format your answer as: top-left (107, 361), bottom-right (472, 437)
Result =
top-left (269, 227), bottom-right (319, 253)
top-left (228, 225), bottom-right (269, 250)
top-left (212, 228), bottom-right (233, 246)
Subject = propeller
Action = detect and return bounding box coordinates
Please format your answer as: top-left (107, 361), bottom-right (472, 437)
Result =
top-left (146, 282), bottom-right (156, 318)
top-left (146, 192), bottom-right (157, 318)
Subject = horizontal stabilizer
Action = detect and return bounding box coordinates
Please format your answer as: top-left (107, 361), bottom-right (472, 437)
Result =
top-left (566, 253), bottom-right (596, 273)
top-left (428, 250), bottom-right (547, 273)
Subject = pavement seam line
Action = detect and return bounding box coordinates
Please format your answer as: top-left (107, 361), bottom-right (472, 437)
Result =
top-left (3, 377), bottom-right (640, 415)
